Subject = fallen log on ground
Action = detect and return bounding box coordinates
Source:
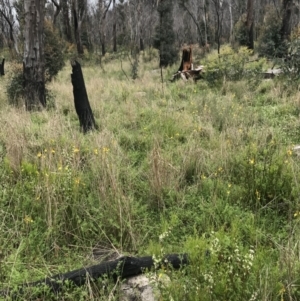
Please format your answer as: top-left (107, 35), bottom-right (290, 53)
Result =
top-left (0, 58), bottom-right (4, 76)
top-left (171, 66), bottom-right (204, 82)
top-left (1, 253), bottom-right (188, 298)
top-left (71, 60), bottom-right (98, 133)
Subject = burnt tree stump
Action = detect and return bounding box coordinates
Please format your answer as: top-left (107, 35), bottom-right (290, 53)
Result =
top-left (71, 60), bottom-right (98, 133)
top-left (178, 46), bottom-right (193, 72)
top-left (0, 58), bottom-right (4, 76)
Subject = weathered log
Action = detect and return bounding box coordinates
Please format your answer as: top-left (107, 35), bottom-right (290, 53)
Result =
top-left (1, 254), bottom-right (188, 298)
top-left (261, 68), bottom-right (283, 79)
top-left (71, 60), bottom-right (98, 133)
top-left (171, 66), bottom-right (204, 82)
top-left (0, 58), bottom-right (4, 76)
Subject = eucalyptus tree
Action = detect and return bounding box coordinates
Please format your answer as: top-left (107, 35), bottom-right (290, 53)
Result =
top-left (23, 0), bottom-right (46, 110)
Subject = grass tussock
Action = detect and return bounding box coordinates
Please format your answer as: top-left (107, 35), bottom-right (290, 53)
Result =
top-left (1, 47), bottom-right (300, 300)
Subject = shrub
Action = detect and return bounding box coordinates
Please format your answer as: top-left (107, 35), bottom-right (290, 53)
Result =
top-left (203, 45), bottom-right (263, 85)
top-left (44, 20), bottom-right (65, 82)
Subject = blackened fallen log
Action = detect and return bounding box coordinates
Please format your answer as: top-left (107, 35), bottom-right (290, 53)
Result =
top-left (1, 254), bottom-right (188, 298)
top-left (0, 58), bottom-right (4, 76)
top-left (71, 60), bottom-right (98, 133)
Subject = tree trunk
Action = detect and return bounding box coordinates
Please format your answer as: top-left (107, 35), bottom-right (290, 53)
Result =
top-left (101, 40), bottom-right (106, 56)
top-left (112, 0), bottom-right (117, 52)
top-left (281, 0), bottom-right (293, 41)
top-left (73, 2), bottom-right (84, 55)
top-left (246, 0), bottom-right (254, 49)
top-left (23, 0), bottom-right (46, 111)
top-left (62, 0), bottom-right (72, 42)
top-left (71, 60), bottom-right (97, 133)
top-left (0, 58), bottom-right (4, 75)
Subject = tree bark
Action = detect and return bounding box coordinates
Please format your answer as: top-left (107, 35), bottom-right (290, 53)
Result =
top-left (71, 60), bottom-right (97, 133)
top-left (23, 0), bottom-right (46, 111)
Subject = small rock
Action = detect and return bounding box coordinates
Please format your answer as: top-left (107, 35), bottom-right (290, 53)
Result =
top-left (120, 275), bottom-right (156, 301)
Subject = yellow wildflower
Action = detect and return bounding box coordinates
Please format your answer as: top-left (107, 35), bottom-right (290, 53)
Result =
top-left (249, 158), bottom-right (255, 165)
top-left (73, 148), bottom-right (80, 153)
top-left (37, 152), bottom-right (42, 158)
top-left (24, 215), bottom-right (33, 224)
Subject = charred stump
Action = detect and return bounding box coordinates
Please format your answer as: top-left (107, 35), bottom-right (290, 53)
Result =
top-left (171, 47), bottom-right (203, 82)
top-left (178, 46), bottom-right (193, 72)
top-left (71, 60), bottom-right (97, 133)
top-left (0, 58), bottom-right (4, 76)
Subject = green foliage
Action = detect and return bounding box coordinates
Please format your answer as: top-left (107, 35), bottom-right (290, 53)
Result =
top-left (6, 62), bottom-right (23, 106)
top-left (229, 140), bottom-right (295, 214)
top-left (203, 45), bottom-right (264, 85)
top-left (153, 0), bottom-right (178, 67)
top-left (257, 6), bottom-right (287, 58)
top-left (44, 20), bottom-right (65, 82)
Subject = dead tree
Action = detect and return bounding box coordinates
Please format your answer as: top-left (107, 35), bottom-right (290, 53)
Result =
top-left (71, 60), bottom-right (97, 133)
top-left (0, 58), bottom-right (4, 75)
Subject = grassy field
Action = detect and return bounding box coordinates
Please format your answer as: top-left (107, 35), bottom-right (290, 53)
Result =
top-left (1, 47), bottom-right (300, 300)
